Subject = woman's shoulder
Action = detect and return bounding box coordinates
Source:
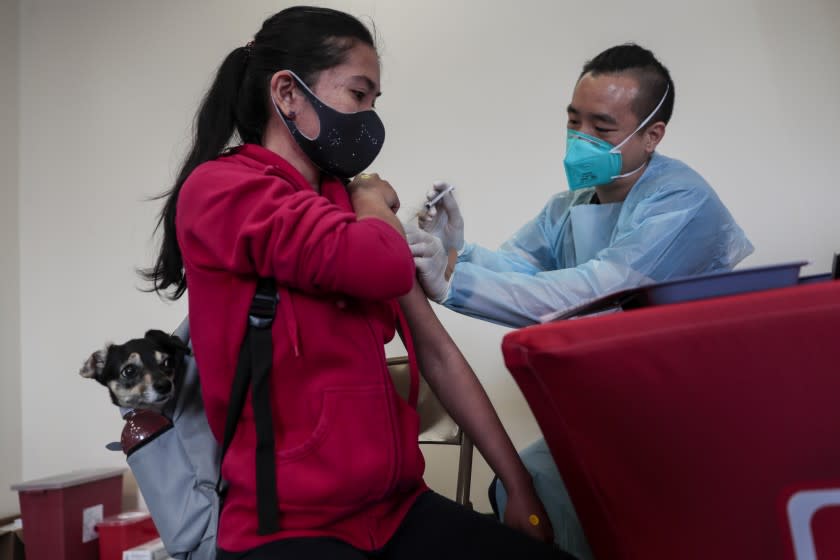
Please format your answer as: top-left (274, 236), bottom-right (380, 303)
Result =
top-left (181, 147), bottom-right (299, 203)
top-left (190, 147), bottom-right (270, 181)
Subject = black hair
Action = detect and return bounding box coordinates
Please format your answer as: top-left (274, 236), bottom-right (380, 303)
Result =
top-left (142, 6), bottom-right (376, 300)
top-left (580, 43), bottom-right (674, 127)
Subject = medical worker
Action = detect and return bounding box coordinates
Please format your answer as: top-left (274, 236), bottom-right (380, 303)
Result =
top-left (409, 44), bottom-right (754, 559)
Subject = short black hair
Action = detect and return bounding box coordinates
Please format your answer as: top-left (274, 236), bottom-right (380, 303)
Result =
top-left (580, 43), bottom-right (674, 126)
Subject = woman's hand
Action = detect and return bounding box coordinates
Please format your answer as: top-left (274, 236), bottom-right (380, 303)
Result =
top-left (347, 172), bottom-right (403, 236)
top-left (348, 172), bottom-right (400, 214)
top-left (503, 482), bottom-right (555, 544)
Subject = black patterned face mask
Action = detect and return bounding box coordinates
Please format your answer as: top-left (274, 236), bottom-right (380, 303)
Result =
top-left (272, 70), bottom-right (385, 179)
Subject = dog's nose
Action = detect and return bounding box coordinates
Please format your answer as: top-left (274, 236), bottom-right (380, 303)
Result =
top-left (154, 379), bottom-right (173, 395)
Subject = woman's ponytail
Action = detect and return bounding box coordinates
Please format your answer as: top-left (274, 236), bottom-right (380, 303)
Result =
top-left (142, 46), bottom-right (249, 299)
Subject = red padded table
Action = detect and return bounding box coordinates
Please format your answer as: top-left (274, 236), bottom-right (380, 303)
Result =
top-left (503, 282), bottom-right (840, 560)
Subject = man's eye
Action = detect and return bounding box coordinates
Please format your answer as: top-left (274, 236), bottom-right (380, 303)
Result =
top-left (121, 365), bottom-right (136, 378)
top-left (595, 127), bottom-right (615, 133)
top-left (352, 90), bottom-right (366, 101)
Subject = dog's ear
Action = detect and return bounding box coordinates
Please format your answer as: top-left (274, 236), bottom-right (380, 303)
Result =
top-left (145, 329), bottom-right (191, 355)
top-left (80, 347), bottom-right (108, 379)
top-left (170, 334), bottom-right (191, 355)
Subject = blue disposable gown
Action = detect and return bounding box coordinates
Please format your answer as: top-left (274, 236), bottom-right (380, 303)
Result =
top-left (453, 153), bottom-right (753, 559)
top-left (443, 152), bottom-right (754, 327)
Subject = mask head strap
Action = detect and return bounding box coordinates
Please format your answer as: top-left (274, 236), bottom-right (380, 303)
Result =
top-left (611, 83), bottom-right (671, 153)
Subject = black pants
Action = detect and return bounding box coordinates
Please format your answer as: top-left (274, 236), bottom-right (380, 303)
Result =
top-left (218, 491), bottom-right (576, 560)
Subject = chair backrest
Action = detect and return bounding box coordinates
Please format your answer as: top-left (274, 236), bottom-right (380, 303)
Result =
top-left (387, 356), bottom-right (473, 507)
top-left (387, 356), bottom-right (461, 444)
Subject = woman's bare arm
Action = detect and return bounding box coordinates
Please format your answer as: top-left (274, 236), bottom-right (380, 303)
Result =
top-left (398, 282), bottom-right (553, 542)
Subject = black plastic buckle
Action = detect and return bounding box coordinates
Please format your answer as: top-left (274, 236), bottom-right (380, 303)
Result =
top-left (249, 291), bottom-right (278, 329)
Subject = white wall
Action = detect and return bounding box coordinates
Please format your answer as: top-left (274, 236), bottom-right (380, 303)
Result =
top-left (15, 0), bottom-right (840, 515)
top-left (0, 0), bottom-right (22, 517)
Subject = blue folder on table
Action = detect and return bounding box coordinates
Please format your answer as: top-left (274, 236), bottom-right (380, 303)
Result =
top-left (542, 261), bottom-right (816, 322)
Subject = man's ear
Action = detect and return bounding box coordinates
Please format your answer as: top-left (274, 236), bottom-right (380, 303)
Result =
top-left (80, 348), bottom-right (107, 379)
top-left (270, 70), bottom-right (302, 119)
top-left (644, 121), bottom-right (666, 154)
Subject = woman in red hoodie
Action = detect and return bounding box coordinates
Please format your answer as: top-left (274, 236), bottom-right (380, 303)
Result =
top-left (145, 6), bottom-right (571, 560)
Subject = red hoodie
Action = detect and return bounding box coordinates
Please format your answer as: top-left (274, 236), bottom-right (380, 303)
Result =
top-left (176, 144), bottom-right (427, 552)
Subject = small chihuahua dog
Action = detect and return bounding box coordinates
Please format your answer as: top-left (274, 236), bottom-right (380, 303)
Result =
top-left (80, 329), bottom-right (190, 411)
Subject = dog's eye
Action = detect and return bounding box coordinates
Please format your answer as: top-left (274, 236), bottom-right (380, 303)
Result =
top-left (120, 365), bottom-right (137, 378)
top-left (161, 357), bottom-right (173, 370)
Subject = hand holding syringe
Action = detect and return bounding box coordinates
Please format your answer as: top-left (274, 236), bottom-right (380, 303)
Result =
top-left (424, 183), bottom-right (456, 211)
top-left (414, 181), bottom-right (464, 253)
top-left (413, 183), bottom-right (455, 219)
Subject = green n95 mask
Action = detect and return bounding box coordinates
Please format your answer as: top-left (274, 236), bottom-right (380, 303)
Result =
top-left (564, 84), bottom-right (670, 190)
